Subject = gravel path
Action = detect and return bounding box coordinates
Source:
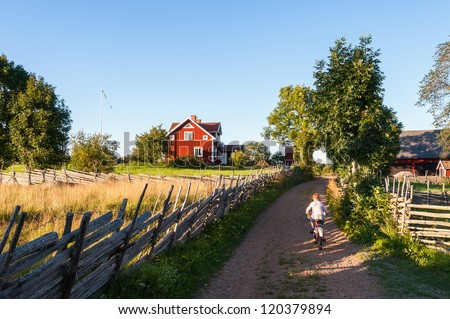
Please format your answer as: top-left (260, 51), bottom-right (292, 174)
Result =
top-left (198, 177), bottom-right (383, 299)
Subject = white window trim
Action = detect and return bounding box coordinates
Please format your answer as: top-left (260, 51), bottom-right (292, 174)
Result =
top-left (202, 135), bottom-right (208, 140)
top-left (184, 132), bottom-right (193, 140)
top-left (169, 135), bottom-right (175, 140)
top-left (194, 147), bottom-right (203, 157)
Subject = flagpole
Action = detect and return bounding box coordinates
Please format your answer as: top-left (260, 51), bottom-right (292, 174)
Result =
top-left (100, 89), bottom-right (103, 135)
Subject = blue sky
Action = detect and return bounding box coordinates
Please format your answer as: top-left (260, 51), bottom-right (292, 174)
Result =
top-left (1, 0), bottom-right (449, 156)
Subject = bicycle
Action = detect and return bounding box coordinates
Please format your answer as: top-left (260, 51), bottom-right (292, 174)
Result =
top-left (312, 218), bottom-right (325, 250)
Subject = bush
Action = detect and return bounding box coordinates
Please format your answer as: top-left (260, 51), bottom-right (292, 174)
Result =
top-left (327, 176), bottom-right (392, 244)
top-left (169, 155), bottom-right (206, 168)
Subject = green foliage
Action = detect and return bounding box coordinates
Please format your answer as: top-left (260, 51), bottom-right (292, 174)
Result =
top-left (131, 124), bottom-right (168, 163)
top-left (10, 75), bottom-right (71, 169)
top-left (69, 131), bottom-right (118, 173)
top-left (242, 142), bottom-right (270, 166)
top-left (270, 151), bottom-right (285, 165)
top-left (327, 176), bottom-right (392, 244)
top-left (417, 39), bottom-right (450, 157)
top-left (264, 85), bottom-right (317, 166)
top-left (230, 150), bottom-right (245, 167)
top-left (313, 36), bottom-right (402, 173)
top-left (417, 40), bottom-right (450, 127)
top-left (0, 54), bottom-right (71, 168)
top-left (368, 225), bottom-right (450, 298)
top-left (169, 155), bottom-right (206, 168)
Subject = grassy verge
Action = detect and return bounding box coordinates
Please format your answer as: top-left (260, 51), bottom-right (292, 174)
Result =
top-left (326, 177), bottom-right (450, 298)
top-left (365, 229), bottom-right (450, 298)
top-left (114, 163), bottom-right (268, 177)
top-left (100, 167), bottom-right (312, 298)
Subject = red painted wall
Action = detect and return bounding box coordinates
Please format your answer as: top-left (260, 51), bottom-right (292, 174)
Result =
top-left (169, 122), bottom-right (215, 162)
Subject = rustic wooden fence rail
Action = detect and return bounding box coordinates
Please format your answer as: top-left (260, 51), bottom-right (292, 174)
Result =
top-left (390, 192), bottom-right (450, 253)
top-left (0, 169), bottom-right (283, 298)
top-left (0, 167), bottom-right (277, 186)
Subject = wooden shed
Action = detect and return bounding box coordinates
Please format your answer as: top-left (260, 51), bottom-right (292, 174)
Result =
top-left (437, 160), bottom-right (450, 177)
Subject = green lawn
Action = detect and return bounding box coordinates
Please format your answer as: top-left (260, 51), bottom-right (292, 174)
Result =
top-left (114, 163), bottom-right (270, 177)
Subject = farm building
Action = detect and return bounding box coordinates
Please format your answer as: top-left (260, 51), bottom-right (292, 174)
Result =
top-left (167, 115), bottom-right (225, 164)
top-left (392, 129), bottom-right (445, 176)
top-left (437, 160), bottom-right (450, 178)
top-left (284, 146), bottom-right (294, 167)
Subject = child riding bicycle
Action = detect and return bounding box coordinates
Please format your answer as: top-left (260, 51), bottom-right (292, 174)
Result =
top-left (305, 193), bottom-right (327, 239)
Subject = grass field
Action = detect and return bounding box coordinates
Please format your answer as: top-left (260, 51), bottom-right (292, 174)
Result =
top-left (0, 177), bottom-right (216, 246)
top-left (0, 163), bottom-right (277, 245)
top-left (114, 162), bottom-right (267, 177)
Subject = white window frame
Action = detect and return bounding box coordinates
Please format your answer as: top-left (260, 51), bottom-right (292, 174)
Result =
top-left (194, 147), bottom-right (203, 157)
top-left (184, 131), bottom-right (193, 140)
top-left (203, 135), bottom-right (208, 140)
top-left (184, 123), bottom-right (193, 128)
top-left (169, 135), bottom-right (175, 140)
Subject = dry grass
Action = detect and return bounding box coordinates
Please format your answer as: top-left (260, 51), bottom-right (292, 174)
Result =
top-left (0, 177), bottom-right (218, 244)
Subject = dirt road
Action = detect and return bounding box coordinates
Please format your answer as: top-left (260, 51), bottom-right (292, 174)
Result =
top-left (198, 177), bottom-right (383, 298)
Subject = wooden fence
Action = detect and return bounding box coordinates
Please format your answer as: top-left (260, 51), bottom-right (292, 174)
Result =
top-left (389, 179), bottom-right (450, 253)
top-left (385, 176), bottom-right (449, 206)
top-left (0, 167), bottom-right (257, 186)
top-left (0, 169), bottom-right (283, 298)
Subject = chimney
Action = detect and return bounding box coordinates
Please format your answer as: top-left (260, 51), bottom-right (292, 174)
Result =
top-left (190, 114), bottom-right (201, 123)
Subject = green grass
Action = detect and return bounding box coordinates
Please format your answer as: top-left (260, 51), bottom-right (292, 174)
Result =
top-left (100, 168), bottom-right (311, 298)
top-left (1, 164), bottom-right (27, 173)
top-left (411, 181), bottom-right (447, 193)
top-left (365, 232), bottom-right (450, 298)
top-left (114, 162), bottom-right (268, 177)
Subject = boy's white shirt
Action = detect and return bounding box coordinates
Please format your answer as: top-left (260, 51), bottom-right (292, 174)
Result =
top-left (306, 200), bottom-right (327, 220)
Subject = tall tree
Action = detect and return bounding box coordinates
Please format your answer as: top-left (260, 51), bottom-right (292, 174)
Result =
top-left (131, 124), bottom-right (168, 164)
top-left (264, 85), bottom-right (318, 166)
top-left (313, 36), bottom-right (402, 173)
top-left (10, 75), bottom-right (72, 169)
top-left (417, 39), bottom-right (450, 157)
top-left (69, 131), bottom-right (118, 173)
top-left (0, 54), bottom-right (28, 167)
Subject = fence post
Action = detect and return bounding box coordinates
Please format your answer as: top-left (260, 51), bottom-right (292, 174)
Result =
top-left (400, 201), bottom-right (408, 235)
top-left (147, 185), bottom-right (174, 260)
top-left (57, 212), bottom-right (74, 254)
top-left (115, 184), bottom-right (148, 273)
top-left (0, 206), bottom-right (21, 255)
top-left (0, 212), bottom-right (27, 290)
top-left (117, 198), bottom-right (129, 220)
top-left (61, 212), bottom-right (92, 298)
top-left (169, 183), bottom-right (192, 249)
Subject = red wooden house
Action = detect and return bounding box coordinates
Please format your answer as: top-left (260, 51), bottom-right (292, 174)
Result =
top-left (167, 115), bottom-right (224, 164)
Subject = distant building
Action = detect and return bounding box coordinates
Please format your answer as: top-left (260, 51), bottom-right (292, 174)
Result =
top-left (437, 160), bottom-right (450, 178)
top-left (167, 115), bottom-right (225, 164)
top-left (284, 146), bottom-right (294, 167)
top-left (392, 129), bottom-right (445, 176)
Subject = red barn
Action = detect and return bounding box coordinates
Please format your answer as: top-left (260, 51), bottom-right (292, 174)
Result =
top-left (392, 130), bottom-right (443, 176)
top-left (167, 115), bottom-right (224, 164)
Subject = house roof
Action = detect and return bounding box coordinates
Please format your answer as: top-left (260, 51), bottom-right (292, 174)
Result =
top-left (168, 116), bottom-right (222, 138)
top-left (397, 129), bottom-right (442, 159)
